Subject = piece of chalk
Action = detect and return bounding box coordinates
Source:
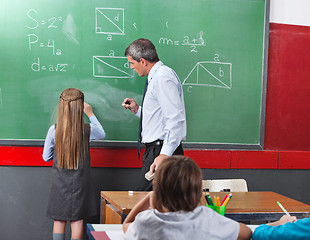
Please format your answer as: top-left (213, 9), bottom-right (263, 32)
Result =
top-left (122, 103), bottom-right (125, 106)
top-left (128, 191), bottom-right (133, 195)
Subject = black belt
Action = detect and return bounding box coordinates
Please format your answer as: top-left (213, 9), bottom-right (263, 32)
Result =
top-left (145, 140), bottom-right (163, 148)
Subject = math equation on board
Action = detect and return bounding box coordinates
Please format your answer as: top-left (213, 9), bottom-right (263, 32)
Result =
top-left (24, 6), bottom-right (231, 87)
top-left (26, 9), bottom-right (68, 73)
top-left (158, 31), bottom-right (206, 53)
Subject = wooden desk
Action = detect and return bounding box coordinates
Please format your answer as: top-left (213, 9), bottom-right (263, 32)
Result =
top-left (100, 191), bottom-right (310, 224)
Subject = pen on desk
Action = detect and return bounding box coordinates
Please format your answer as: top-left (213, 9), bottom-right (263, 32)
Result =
top-left (277, 201), bottom-right (291, 216)
top-left (222, 193), bottom-right (232, 207)
top-left (213, 196), bottom-right (217, 206)
top-left (206, 193), bottom-right (214, 206)
top-left (204, 193), bottom-right (210, 205)
top-left (220, 195), bottom-right (228, 206)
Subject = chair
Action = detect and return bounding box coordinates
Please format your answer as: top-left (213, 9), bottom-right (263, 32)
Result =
top-left (202, 179), bottom-right (248, 192)
top-left (202, 180), bottom-right (211, 192)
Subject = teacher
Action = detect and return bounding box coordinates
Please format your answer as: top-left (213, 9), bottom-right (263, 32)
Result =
top-left (122, 38), bottom-right (186, 191)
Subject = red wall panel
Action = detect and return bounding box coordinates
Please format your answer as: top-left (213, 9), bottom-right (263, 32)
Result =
top-left (2, 146), bottom-right (310, 169)
top-left (0, 146), bottom-right (143, 168)
top-left (91, 148), bottom-right (142, 168)
top-left (231, 150), bottom-right (278, 169)
top-left (0, 146), bottom-right (50, 166)
top-left (279, 151), bottom-right (310, 169)
top-left (185, 150), bottom-right (231, 169)
top-left (264, 23), bottom-right (310, 150)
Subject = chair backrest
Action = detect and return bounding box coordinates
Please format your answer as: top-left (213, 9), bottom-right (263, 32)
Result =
top-left (202, 179), bottom-right (248, 192)
top-left (202, 180), bottom-right (211, 192)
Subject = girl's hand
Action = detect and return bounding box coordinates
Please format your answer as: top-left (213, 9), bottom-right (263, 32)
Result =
top-left (84, 102), bottom-right (95, 118)
top-left (279, 215), bottom-right (297, 224)
top-left (267, 215), bottom-right (297, 226)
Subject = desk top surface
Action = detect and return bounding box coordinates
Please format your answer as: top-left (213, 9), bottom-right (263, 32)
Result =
top-left (101, 191), bottom-right (310, 215)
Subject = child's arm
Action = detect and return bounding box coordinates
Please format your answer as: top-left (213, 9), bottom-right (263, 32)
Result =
top-left (252, 216), bottom-right (309, 240)
top-left (84, 102), bottom-right (95, 118)
top-left (84, 102), bottom-right (106, 140)
top-left (237, 223), bottom-right (252, 240)
top-left (266, 215), bottom-right (297, 226)
top-left (122, 192), bottom-right (153, 233)
top-left (42, 125), bottom-right (55, 162)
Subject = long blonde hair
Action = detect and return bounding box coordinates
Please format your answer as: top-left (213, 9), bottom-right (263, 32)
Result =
top-left (55, 88), bottom-right (87, 170)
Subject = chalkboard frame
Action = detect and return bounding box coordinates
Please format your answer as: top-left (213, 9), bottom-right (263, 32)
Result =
top-left (0, 0), bottom-right (270, 150)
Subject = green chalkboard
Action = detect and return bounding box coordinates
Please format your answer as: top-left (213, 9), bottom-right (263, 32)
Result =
top-left (0, 0), bottom-right (269, 148)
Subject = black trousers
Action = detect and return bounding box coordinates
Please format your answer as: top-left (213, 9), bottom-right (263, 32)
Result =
top-left (135, 142), bottom-right (184, 191)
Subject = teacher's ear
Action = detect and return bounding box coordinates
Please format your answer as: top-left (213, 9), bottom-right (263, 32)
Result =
top-left (139, 57), bottom-right (148, 66)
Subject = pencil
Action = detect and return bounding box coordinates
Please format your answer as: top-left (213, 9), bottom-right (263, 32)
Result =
top-left (277, 201), bottom-right (291, 216)
top-left (222, 193), bottom-right (232, 207)
top-left (220, 195), bottom-right (228, 206)
top-left (204, 193), bottom-right (210, 205)
top-left (206, 193), bottom-right (214, 206)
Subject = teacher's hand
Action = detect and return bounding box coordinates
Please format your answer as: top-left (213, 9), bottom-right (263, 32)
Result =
top-left (150, 154), bottom-right (169, 173)
top-left (122, 98), bottom-right (139, 114)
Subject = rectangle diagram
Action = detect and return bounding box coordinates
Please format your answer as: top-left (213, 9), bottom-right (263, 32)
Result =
top-left (95, 8), bottom-right (125, 35)
top-left (93, 56), bottom-right (134, 78)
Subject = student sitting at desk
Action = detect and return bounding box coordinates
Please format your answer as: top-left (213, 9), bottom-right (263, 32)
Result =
top-left (122, 156), bottom-right (252, 240)
top-left (252, 214), bottom-right (310, 240)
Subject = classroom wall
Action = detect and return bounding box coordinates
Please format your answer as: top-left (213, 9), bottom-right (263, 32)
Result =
top-left (1, 1), bottom-right (310, 240)
top-left (265, 0), bottom-right (310, 151)
top-left (1, 167), bottom-right (310, 240)
top-left (270, 0), bottom-right (310, 27)
top-left (2, 0), bottom-right (310, 168)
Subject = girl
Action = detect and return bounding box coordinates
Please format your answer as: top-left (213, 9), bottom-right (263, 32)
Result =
top-left (43, 88), bottom-right (106, 240)
top-left (123, 156), bottom-right (252, 240)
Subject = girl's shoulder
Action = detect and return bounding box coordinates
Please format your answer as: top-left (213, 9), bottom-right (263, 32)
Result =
top-left (133, 209), bottom-right (157, 223)
top-left (47, 125), bottom-right (56, 135)
top-left (44, 125), bottom-right (56, 141)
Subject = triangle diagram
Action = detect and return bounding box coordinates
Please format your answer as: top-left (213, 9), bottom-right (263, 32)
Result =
top-left (93, 56), bottom-right (134, 78)
top-left (183, 61), bottom-right (232, 89)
